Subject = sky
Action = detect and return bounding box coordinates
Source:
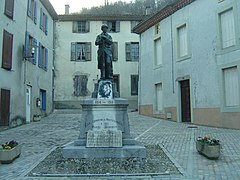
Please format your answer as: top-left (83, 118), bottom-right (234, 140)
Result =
top-left (49, 0), bottom-right (134, 14)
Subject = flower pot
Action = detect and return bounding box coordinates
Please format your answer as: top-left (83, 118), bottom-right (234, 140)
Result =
top-left (196, 141), bottom-right (220, 159)
top-left (33, 115), bottom-right (41, 122)
top-left (0, 145), bottom-right (21, 164)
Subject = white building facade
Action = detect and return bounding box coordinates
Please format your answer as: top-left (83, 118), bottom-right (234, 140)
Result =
top-left (134, 0), bottom-right (240, 129)
top-left (54, 15), bottom-right (143, 109)
top-left (0, 0), bottom-right (57, 127)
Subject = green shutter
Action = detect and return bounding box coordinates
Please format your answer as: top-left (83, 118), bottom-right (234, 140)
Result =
top-left (116, 21), bottom-right (120, 32)
top-left (86, 21), bottom-right (90, 32)
top-left (125, 42), bottom-right (131, 61)
top-left (71, 42), bottom-right (76, 61)
top-left (85, 42), bottom-right (91, 61)
top-left (112, 42), bottom-right (118, 61)
top-left (72, 22), bottom-right (78, 33)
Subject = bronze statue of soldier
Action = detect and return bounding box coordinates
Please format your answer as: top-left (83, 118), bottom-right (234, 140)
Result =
top-left (95, 24), bottom-right (113, 80)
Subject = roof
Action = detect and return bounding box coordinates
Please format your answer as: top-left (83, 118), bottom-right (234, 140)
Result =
top-left (133, 0), bottom-right (196, 34)
top-left (40, 0), bottom-right (58, 20)
top-left (58, 14), bottom-right (146, 22)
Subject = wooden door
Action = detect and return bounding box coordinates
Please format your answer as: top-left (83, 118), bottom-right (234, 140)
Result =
top-left (0, 89), bottom-right (10, 126)
top-left (180, 80), bottom-right (191, 122)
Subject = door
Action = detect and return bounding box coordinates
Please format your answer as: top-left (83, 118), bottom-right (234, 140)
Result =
top-left (180, 80), bottom-right (191, 122)
top-left (26, 86), bottom-right (31, 123)
top-left (0, 89), bottom-right (10, 126)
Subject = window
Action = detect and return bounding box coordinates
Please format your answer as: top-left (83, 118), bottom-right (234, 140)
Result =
top-left (131, 75), bottom-right (138, 95)
top-left (219, 8), bottom-right (236, 49)
top-left (73, 21), bottom-right (90, 33)
top-left (71, 42), bottom-right (91, 61)
top-left (38, 42), bottom-right (48, 71)
top-left (4, 0), bottom-right (14, 19)
top-left (103, 21), bottom-right (120, 33)
top-left (113, 74), bottom-right (120, 94)
top-left (27, 0), bottom-right (37, 24)
top-left (40, 8), bottom-right (48, 35)
top-left (2, 30), bottom-right (13, 70)
top-left (0, 89), bottom-right (10, 126)
top-left (223, 67), bottom-right (239, 107)
top-left (24, 32), bottom-right (37, 64)
top-left (131, 21), bottom-right (139, 33)
top-left (155, 23), bottom-right (160, 35)
top-left (73, 75), bottom-right (90, 96)
top-left (154, 38), bottom-right (162, 66)
top-left (111, 42), bottom-right (118, 61)
top-left (155, 83), bottom-right (163, 112)
top-left (177, 24), bottom-right (188, 58)
top-left (40, 89), bottom-right (46, 111)
top-left (126, 42), bottom-right (139, 61)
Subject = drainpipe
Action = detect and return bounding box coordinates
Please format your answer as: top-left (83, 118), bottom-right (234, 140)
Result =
top-left (170, 15), bottom-right (175, 94)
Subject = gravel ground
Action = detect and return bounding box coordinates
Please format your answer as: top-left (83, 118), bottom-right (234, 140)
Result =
top-left (28, 145), bottom-right (181, 177)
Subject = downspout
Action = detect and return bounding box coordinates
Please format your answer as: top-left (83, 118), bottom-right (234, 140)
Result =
top-left (170, 15), bottom-right (175, 94)
top-left (138, 34), bottom-right (142, 113)
top-left (52, 20), bottom-right (57, 112)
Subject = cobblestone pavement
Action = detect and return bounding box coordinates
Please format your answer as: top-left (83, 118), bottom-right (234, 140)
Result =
top-left (1, 110), bottom-right (240, 180)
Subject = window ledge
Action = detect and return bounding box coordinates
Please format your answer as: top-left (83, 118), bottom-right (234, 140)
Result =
top-left (221, 106), bottom-right (240, 112)
top-left (176, 54), bottom-right (192, 62)
top-left (216, 45), bottom-right (240, 55)
top-left (154, 64), bottom-right (163, 70)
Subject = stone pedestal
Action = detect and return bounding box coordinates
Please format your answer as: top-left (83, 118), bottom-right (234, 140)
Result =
top-left (62, 80), bottom-right (146, 158)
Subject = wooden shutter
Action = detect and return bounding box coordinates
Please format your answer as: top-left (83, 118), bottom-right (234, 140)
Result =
top-left (178, 25), bottom-right (188, 57)
top-left (220, 9), bottom-right (236, 48)
top-left (38, 42), bottom-right (42, 67)
top-left (224, 67), bottom-right (239, 106)
top-left (4, 0), bottom-right (14, 19)
top-left (111, 42), bottom-right (118, 61)
top-left (131, 75), bottom-right (138, 95)
top-left (72, 22), bottom-right (78, 33)
top-left (41, 90), bottom-right (46, 111)
top-left (24, 31), bottom-right (29, 58)
top-left (44, 48), bottom-right (48, 70)
top-left (45, 15), bottom-right (48, 35)
top-left (2, 30), bottom-right (13, 70)
top-left (34, 1), bottom-right (37, 24)
top-left (116, 21), bottom-right (120, 32)
top-left (27, 0), bottom-right (31, 16)
top-left (71, 42), bottom-right (76, 61)
top-left (33, 38), bottom-right (37, 64)
top-left (85, 43), bottom-right (91, 61)
top-left (86, 21), bottom-right (90, 33)
top-left (40, 8), bottom-right (43, 30)
top-left (0, 89), bottom-right (10, 126)
top-left (125, 43), bottom-right (131, 61)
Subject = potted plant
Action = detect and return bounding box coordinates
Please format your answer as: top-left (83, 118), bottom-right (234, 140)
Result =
top-left (0, 140), bottom-right (21, 164)
top-left (33, 114), bottom-right (41, 122)
top-left (196, 136), bottom-right (220, 159)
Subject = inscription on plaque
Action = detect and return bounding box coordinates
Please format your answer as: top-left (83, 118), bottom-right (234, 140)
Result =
top-left (92, 118), bottom-right (118, 130)
top-left (94, 100), bottom-right (114, 104)
top-left (86, 130), bottom-right (122, 147)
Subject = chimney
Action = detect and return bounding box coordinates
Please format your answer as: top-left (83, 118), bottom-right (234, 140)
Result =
top-left (145, 6), bottom-right (151, 15)
top-left (65, 4), bottom-right (70, 15)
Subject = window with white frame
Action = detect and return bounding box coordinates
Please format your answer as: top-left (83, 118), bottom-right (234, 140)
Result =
top-left (177, 24), bottom-right (188, 58)
top-left (71, 42), bottom-right (91, 61)
top-left (155, 83), bottom-right (163, 112)
top-left (154, 37), bottom-right (163, 66)
top-left (126, 42), bottom-right (139, 61)
top-left (73, 21), bottom-right (90, 33)
top-left (219, 8), bottom-right (236, 49)
top-left (102, 21), bottom-right (120, 33)
top-left (223, 66), bottom-right (239, 107)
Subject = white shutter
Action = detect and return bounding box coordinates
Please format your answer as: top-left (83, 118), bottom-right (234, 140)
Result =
top-left (156, 83), bottom-right (163, 111)
top-left (224, 67), bottom-right (239, 106)
top-left (178, 25), bottom-right (188, 57)
top-left (220, 9), bottom-right (236, 48)
top-left (155, 38), bottom-right (162, 65)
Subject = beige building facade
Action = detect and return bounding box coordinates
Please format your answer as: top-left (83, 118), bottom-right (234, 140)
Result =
top-left (54, 15), bottom-right (143, 109)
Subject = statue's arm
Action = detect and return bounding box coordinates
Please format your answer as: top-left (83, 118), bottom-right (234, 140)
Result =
top-left (95, 35), bottom-right (102, 45)
top-left (104, 35), bottom-right (113, 45)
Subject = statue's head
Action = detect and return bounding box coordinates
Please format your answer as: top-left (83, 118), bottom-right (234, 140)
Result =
top-left (101, 24), bottom-right (108, 32)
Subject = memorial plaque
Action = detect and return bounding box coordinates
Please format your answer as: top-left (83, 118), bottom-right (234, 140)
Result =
top-left (97, 80), bottom-right (113, 99)
top-left (86, 130), bottom-right (122, 147)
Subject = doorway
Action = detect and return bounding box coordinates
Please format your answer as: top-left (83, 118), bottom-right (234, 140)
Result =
top-left (0, 89), bottom-right (10, 126)
top-left (26, 86), bottom-right (31, 123)
top-left (180, 80), bottom-right (191, 123)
